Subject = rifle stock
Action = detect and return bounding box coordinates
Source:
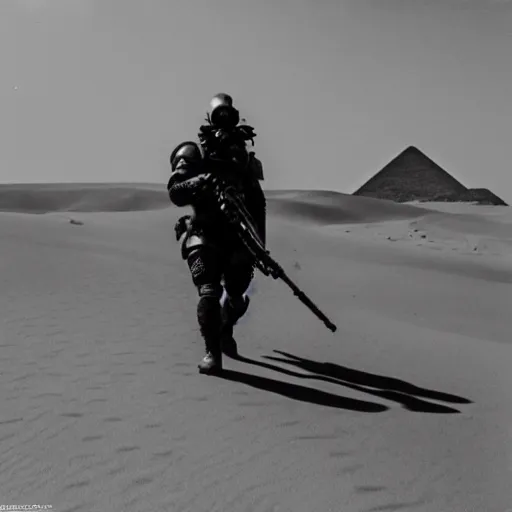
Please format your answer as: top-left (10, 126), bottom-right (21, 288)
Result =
top-left (216, 184), bottom-right (337, 333)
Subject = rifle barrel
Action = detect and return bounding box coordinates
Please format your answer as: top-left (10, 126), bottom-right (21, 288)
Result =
top-left (276, 268), bottom-right (337, 333)
top-left (218, 184), bottom-right (337, 333)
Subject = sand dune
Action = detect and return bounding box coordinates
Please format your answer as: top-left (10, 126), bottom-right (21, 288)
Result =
top-left (266, 189), bottom-right (430, 224)
top-left (0, 183), bottom-right (169, 213)
top-left (0, 184), bottom-right (426, 220)
top-left (0, 183), bottom-right (511, 512)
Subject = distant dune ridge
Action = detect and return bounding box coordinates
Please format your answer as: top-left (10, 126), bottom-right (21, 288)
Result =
top-left (0, 183), bottom-right (170, 214)
top-left (0, 145), bottom-right (507, 214)
top-left (0, 182), bottom-right (430, 224)
top-left (265, 189), bottom-right (428, 225)
top-left (0, 182), bottom-right (510, 262)
top-left (353, 146), bottom-right (508, 206)
top-left (0, 182), bottom-right (510, 251)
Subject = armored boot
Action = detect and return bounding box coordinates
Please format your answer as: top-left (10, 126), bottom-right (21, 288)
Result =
top-left (196, 296), bottom-right (223, 374)
top-left (221, 294), bottom-right (250, 357)
top-left (198, 346), bottom-right (222, 374)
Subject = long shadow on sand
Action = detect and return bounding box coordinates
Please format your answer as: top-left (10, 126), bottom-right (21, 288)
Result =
top-left (219, 368), bottom-right (388, 412)
top-left (224, 350), bottom-right (471, 414)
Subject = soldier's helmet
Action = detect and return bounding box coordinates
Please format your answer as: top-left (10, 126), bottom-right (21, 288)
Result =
top-left (170, 141), bottom-right (202, 171)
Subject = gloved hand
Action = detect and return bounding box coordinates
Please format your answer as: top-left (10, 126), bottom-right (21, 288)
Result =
top-left (186, 173), bottom-right (216, 196)
top-left (199, 173), bottom-right (225, 196)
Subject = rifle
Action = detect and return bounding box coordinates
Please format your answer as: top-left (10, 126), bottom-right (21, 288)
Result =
top-left (212, 180), bottom-right (337, 333)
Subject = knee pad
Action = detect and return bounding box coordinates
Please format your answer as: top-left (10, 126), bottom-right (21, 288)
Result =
top-left (198, 283), bottom-right (223, 299)
top-left (222, 293), bottom-right (250, 326)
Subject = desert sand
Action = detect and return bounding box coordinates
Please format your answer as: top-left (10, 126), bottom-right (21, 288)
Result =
top-left (0, 183), bottom-right (511, 512)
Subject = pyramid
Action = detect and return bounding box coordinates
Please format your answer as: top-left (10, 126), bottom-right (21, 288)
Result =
top-left (353, 146), bottom-right (508, 205)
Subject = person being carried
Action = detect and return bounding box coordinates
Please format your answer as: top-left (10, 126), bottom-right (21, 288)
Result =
top-left (167, 93), bottom-right (266, 375)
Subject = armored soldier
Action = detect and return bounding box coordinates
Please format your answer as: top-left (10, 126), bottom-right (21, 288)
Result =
top-left (167, 94), bottom-right (266, 374)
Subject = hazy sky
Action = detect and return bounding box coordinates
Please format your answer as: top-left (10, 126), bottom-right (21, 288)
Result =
top-left (4, 0), bottom-right (512, 201)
